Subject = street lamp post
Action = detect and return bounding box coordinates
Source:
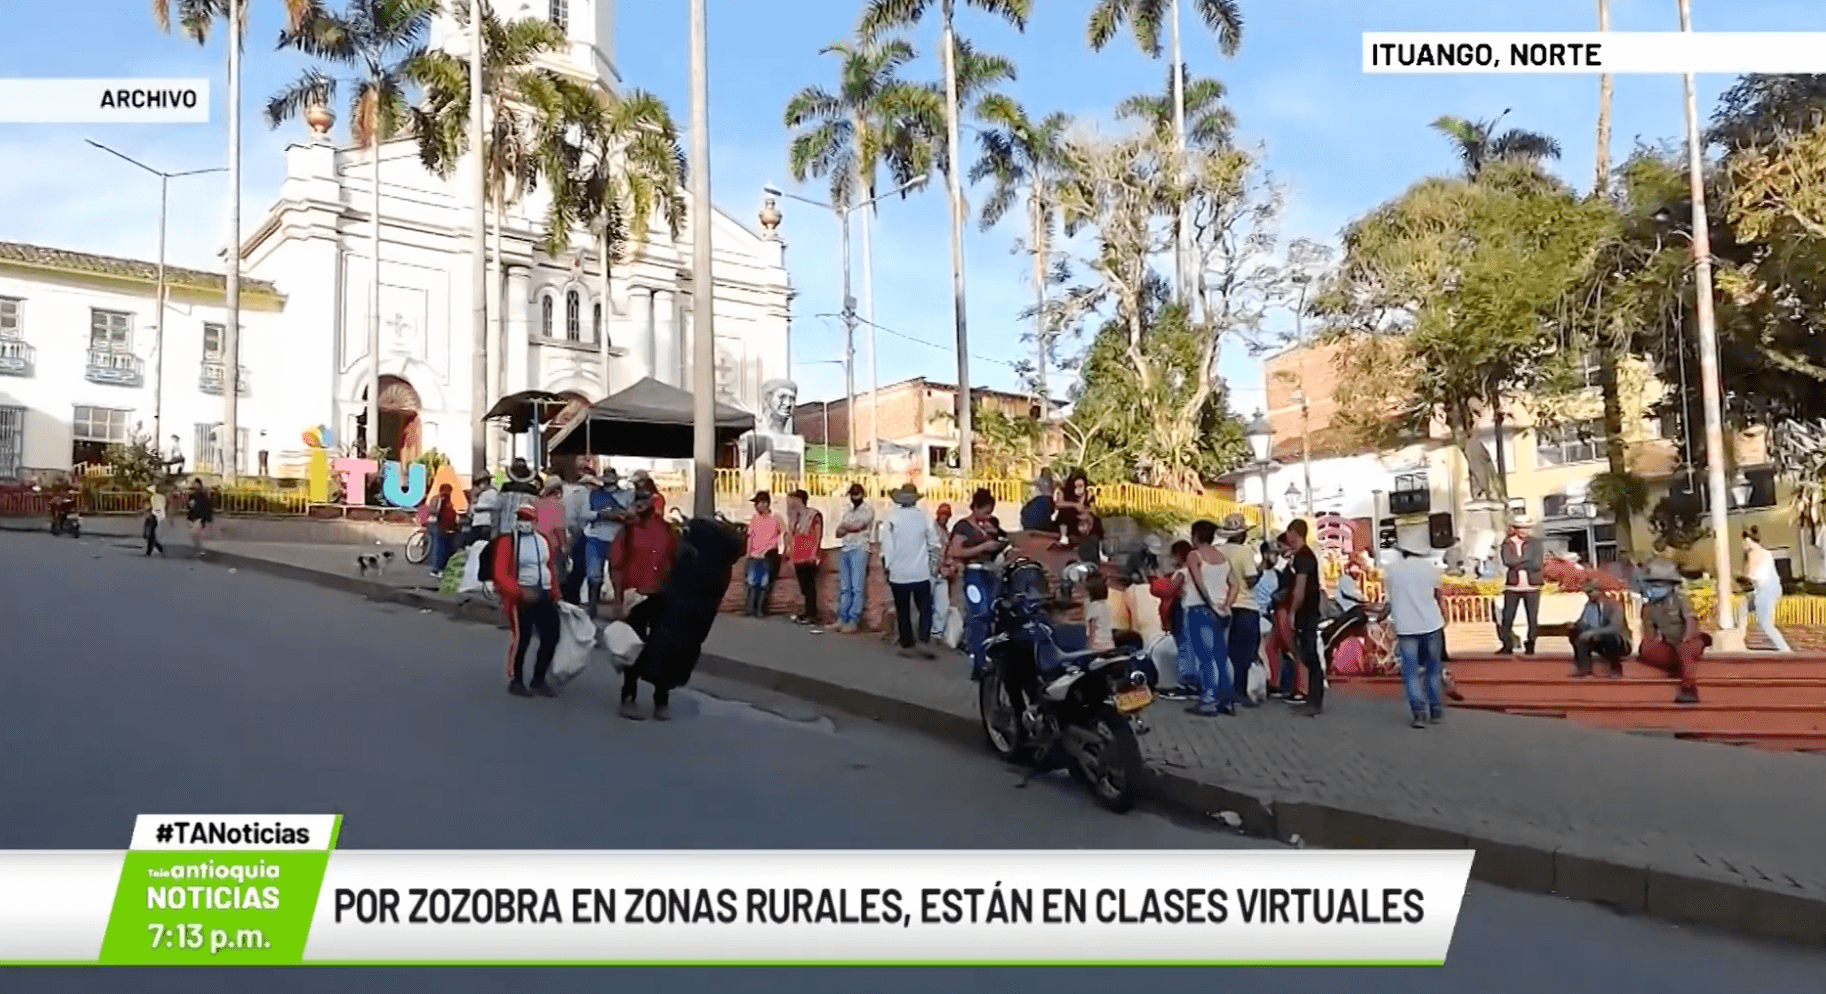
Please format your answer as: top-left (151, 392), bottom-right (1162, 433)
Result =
top-left (1676, 0), bottom-right (1739, 638)
top-left (1245, 409), bottom-right (1273, 537)
top-left (86, 140), bottom-right (226, 456)
top-left (765, 176), bottom-right (926, 469)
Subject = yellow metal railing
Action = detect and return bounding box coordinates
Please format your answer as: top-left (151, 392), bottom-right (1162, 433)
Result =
top-left (709, 470), bottom-right (1251, 523)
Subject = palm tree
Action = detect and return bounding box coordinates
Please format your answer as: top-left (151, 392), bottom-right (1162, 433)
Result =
top-left (859, 0), bottom-right (1033, 475)
top-left (1087, 0), bottom-right (1243, 312)
top-left (411, 3), bottom-right (601, 431)
top-left (152, 0), bottom-right (313, 479)
top-left (785, 35), bottom-right (941, 466)
top-left (267, 0), bottom-right (438, 459)
top-left (1430, 111), bottom-right (1562, 181)
top-left (1589, 0), bottom-right (1638, 555)
top-left (969, 95), bottom-right (1069, 405)
top-left (1115, 62), bottom-right (1232, 150)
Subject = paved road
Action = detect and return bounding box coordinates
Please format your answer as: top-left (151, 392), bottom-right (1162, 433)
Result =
top-left (3, 530), bottom-right (1823, 993)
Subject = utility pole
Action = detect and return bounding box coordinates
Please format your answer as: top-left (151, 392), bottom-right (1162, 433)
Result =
top-left (939, 19), bottom-right (972, 475)
top-left (469, 0), bottom-right (489, 482)
top-left (222, 0), bottom-right (242, 481)
top-left (1678, 0), bottom-right (1738, 636)
top-left (688, 0), bottom-right (716, 517)
top-left (839, 208), bottom-right (857, 468)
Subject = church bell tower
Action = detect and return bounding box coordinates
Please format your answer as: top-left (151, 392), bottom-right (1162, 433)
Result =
top-left (431, 0), bottom-right (617, 91)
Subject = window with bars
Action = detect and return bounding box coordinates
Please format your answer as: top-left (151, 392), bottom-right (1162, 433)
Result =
top-left (73, 406), bottom-right (131, 443)
top-left (0, 406), bottom-right (22, 478)
top-left (541, 294), bottom-right (555, 338)
top-left (0, 297), bottom-right (20, 338)
top-left (565, 290), bottom-right (581, 341)
top-left (203, 323), bottom-right (227, 358)
top-left (194, 423), bottom-right (252, 474)
top-left (1575, 349), bottom-right (1602, 387)
top-left (90, 309), bottom-right (131, 351)
top-left (1535, 419), bottom-right (1606, 467)
top-left (549, 0), bottom-right (568, 31)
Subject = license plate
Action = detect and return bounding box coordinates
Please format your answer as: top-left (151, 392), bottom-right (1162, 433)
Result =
top-left (1114, 687), bottom-right (1153, 713)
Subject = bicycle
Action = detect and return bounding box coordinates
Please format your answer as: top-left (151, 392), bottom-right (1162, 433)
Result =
top-left (404, 526), bottom-right (432, 565)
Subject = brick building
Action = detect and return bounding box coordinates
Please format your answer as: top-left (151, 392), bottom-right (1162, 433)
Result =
top-left (794, 376), bottom-right (1058, 474)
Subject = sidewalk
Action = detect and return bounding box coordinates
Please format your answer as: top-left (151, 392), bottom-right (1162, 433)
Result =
top-left (27, 522), bottom-right (1826, 946)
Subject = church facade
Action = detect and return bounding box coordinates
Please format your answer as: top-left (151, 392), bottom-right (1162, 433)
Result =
top-left (242, 0), bottom-right (795, 477)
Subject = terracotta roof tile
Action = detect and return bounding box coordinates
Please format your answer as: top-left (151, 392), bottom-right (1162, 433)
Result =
top-left (0, 240), bottom-right (280, 297)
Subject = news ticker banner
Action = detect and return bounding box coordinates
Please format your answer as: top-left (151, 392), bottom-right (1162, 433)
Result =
top-left (0, 79), bottom-right (210, 123)
top-left (1365, 32), bottom-right (1826, 74)
top-left (0, 815), bottom-right (1473, 966)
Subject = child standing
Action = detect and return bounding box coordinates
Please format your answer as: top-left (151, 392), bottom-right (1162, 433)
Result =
top-left (1084, 573), bottom-right (1116, 652)
top-left (142, 489), bottom-right (166, 557)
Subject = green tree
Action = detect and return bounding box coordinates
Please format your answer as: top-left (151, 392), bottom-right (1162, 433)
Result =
top-left (1431, 112), bottom-right (1562, 181)
top-left (859, 0), bottom-right (1033, 474)
top-left (1114, 61), bottom-right (1234, 151)
top-left (969, 94), bottom-right (1071, 404)
top-left (783, 37), bottom-right (937, 210)
top-left (971, 403), bottom-right (1045, 476)
top-left (1320, 164), bottom-right (1614, 500)
top-left (266, 0), bottom-right (438, 456)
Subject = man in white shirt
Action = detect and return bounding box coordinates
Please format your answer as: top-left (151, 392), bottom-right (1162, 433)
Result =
top-left (879, 484), bottom-right (936, 658)
top-left (468, 477), bottom-right (500, 544)
top-left (560, 471), bottom-right (594, 604)
top-left (1382, 546), bottom-right (1448, 728)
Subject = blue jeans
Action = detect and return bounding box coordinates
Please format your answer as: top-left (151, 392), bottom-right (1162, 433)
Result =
top-left (1185, 606), bottom-right (1232, 708)
top-left (1229, 608), bottom-right (1260, 697)
top-left (584, 537), bottom-right (611, 586)
top-left (1398, 628), bottom-right (1445, 718)
top-left (1749, 582), bottom-right (1791, 652)
top-left (1173, 625), bottom-right (1197, 689)
top-left (963, 568), bottom-right (999, 678)
top-left (838, 547), bottom-right (869, 625)
top-left (431, 530), bottom-right (455, 573)
top-left (745, 557), bottom-right (773, 589)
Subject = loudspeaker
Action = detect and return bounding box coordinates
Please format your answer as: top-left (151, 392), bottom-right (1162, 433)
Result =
top-left (1428, 512), bottom-right (1456, 549)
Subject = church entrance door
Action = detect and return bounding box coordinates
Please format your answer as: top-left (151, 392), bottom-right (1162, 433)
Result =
top-left (358, 375), bottom-right (423, 460)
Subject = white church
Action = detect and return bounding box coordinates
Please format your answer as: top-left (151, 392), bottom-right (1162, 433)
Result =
top-left (0, 0), bottom-right (794, 481)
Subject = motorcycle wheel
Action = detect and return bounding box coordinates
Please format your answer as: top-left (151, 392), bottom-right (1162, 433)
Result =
top-left (978, 664), bottom-right (1024, 760)
top-left (70, 524), bottom-right (80, 539)
top-left (404, 529), bottom-right (432, 565)
top-left (1068, 707), bottom-right (1142, 813)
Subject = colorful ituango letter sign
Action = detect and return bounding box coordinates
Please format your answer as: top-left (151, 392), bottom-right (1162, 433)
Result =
top-left (302, 427), bottom-right (335, 503)
top-left (327, 455), bottom-right (467, 511)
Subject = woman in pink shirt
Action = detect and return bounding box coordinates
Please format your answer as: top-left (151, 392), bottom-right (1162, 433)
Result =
top-left (743, 491), bottom-right (785, 617)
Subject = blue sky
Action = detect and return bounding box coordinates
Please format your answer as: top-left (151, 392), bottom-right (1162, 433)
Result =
top-left (0, 0), bottom-right (1819, 410)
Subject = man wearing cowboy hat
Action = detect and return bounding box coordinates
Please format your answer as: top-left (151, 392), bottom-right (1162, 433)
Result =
top-left (880, 483), bottom-right (938, 658)
top-left (1217, 513), bottom-right (1262, 703)
top-left (1571, 577), bottom-right (1631, 678)
top-left (1637, 558), bottom-right (1706, 703)
top-left (497, 457), bottom-right (541, 530)
top-left (1496, 513), bottom-right (1546, 655)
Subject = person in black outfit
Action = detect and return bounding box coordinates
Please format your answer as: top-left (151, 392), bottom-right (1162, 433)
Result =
top-left (184, 478), bottom-right (214, 552)
top-left (1284, 519), bottom-right (1325, 717)
top-left (141, 498), bottom-right (165, 557)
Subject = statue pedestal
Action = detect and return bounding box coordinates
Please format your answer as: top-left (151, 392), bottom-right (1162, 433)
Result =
top-left (749, 433), bottom-right (803, 476)
top-left (1460, 498), bottom-right (1506, 573)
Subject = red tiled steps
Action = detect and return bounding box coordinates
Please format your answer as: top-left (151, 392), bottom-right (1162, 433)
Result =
top-left (1437, 656), bottom-right (1826, 681)
top-left (1453, 700), bottom-right (1826, 734)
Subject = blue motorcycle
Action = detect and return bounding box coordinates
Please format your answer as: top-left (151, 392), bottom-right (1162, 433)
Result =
top-left (976, 558), bottom-right (1156, 813)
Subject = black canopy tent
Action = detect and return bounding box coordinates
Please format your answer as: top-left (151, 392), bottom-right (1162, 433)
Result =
top-left (546, 377), bottom-right (754, 459)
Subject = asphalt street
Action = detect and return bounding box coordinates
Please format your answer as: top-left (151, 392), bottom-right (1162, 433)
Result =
top-left (2, 529), bottom-right (1823, 993)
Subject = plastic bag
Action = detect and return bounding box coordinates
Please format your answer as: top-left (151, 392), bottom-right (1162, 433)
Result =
top-left (1246, 658), bottom-right (1268, 704)
top-left (456, 541), bottom-right (489, 594)
top-left (943, 608), bottom-right (964, 649)
top-left (548, 602), bottom-right (599, 684)
top-left (601, 620), bottom-right (645, 672)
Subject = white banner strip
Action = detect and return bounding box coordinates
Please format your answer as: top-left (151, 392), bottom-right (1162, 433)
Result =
top-left (0, 79), bottom-right (210, 123)
top-left (129, 815), bottom-right (339, 851)
top-left (1363, 33), bottom-right (1826, 74)
top-left (0, 852), bottom-right (123, 962)
top-left (302, 850), bottom-right (1472, 964)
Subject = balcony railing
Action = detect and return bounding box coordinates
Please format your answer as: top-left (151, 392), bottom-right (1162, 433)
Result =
top-left (199, 359), bottom-right (250, 395)
top-left (1388, 487), bottom-right (1431, 516)
top-left (0, 338), bottom-right (32, 377)
top-left (85, 349), bottom-right (143, 387)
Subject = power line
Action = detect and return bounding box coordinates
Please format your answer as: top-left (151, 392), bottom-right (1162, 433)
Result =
top-left (817, 312), bottom-right (1018, 369)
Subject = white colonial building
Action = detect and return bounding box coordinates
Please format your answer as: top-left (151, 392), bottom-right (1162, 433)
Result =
top-left (243, 0), bottom-right (793, 476)
top-left (0, 242), bottom-right (282, 479)
top-left (0, 0), bottom-right (794, 484)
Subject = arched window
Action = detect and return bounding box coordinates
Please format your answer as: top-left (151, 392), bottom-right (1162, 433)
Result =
top-left (592, 302), bottom-right (602, 345)
top-left (549, 0), bottom-right (568, 32)
top-left (540, 294), bottom-right (554, 338)
top-left (565, 290), bottom-right (581, 341)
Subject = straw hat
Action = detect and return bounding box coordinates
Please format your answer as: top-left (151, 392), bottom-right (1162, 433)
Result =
top-left (890, 483), bottom-right (920, 506)
top-left (1640, 558), bottom-right (1682, 584)
top-left (1218, 512), bottom-right (1249, 536)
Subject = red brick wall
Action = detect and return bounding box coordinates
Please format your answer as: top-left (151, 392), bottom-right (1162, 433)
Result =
top-left (1264, 341), bottom-right (1348, 442)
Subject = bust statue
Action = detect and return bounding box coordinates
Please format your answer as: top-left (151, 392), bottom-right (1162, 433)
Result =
top-left (759, 378), bottom-right (798, 436)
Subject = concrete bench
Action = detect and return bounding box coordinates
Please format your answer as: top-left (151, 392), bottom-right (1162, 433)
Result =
top-left (1493, 591), bottom-right (1642, 651)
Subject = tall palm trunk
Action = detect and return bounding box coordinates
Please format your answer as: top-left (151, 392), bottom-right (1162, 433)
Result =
top-left (1593, 0), bottom-right (1634, 555)
top-left (939, 0), bottom-right (972, 473)
top-left (488, 192), bottom-right (503, 464)
top-left (853, 111), bottom-right (880, 469)
top-left (1029, 194), bottom-right (1049, 405)
top-left (468, 0), bottom-right (488, 482)
top-left (599, 225), bottom-right (612, 398)
top-left (223, 0), bottom-right (242, 480)
top-left (1168, 0), bottom-right (1191, 315)
top-left (369, 109), bottom-right (383, 459)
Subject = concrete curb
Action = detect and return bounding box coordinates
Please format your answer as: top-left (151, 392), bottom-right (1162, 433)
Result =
top-left (58, 536), bottom-right (1826, 949)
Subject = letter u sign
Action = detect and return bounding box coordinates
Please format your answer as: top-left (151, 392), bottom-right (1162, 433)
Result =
top-left (380, 460), bottom-right (427, 508)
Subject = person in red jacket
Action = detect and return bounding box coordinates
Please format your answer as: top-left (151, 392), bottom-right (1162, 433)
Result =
top-left (486, 505), bottom-right (562, 697)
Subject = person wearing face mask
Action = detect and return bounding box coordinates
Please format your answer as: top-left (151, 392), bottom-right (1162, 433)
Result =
top-left (483, 505), bottom-right (562, 698)
top-left (611, 490), bottom-right (678, 616)
top-left (1636, 558), bottom-right (1707, 704)
top-left (833, 483), bottom-right (875, 632)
